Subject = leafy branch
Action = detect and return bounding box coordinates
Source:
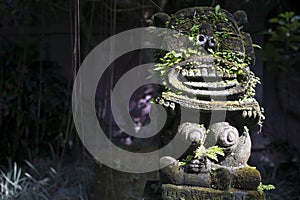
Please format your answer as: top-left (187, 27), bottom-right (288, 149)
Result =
top-left (195, 145), bottom-right (224, 162)
top-left (260, 11), bottom-right (300, 71)
top-left (257, 182), bottom-right (276, 195)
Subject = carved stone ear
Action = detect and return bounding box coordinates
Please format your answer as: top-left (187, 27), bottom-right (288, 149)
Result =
top-left (233, 10), bottom-right (248, 27)
top-left (152, 12), bottom-right (170, 27)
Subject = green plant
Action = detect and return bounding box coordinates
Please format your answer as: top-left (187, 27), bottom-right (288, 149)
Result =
top-left (195, 145), bottom-right (224, 162)
top-left (0, 161), bottom-right (50, 199)
top-left (211, 4), bottom-right (228, 22)
top-left (255, 142), bottom-right (300, 199)
top-left (179, 155), bottom-right (194, 166)
top-left (0, 162), bottom-right (24, 198)
top-left (261, 11), bottom-right (300, 71)
top-left (0, 157), bottom-right (93, 200)
top-left (259, 10), bottom-right (300, 143)
top-left (257, 182), bottom-right (276, 195)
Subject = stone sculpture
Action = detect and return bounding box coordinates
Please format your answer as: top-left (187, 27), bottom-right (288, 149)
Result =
top-left (151, 6), bottom-right (266, 200)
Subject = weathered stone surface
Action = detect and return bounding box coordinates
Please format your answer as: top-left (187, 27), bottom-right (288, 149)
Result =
top-left (162, 184), bottom-right (266, 200)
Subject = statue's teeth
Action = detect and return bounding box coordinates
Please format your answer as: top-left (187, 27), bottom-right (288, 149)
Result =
top-left (188, 69), bottom-right (194, 76)
top-left (175, 65), bottom-right (182, 71)
top-left (209, 68), bottom-right (216, 77)
top-left (158, 98), bottom-right (164, 105)
top-left (242, 110), bottom-right (247, 118)
top-left (201, 68), bottom-right (208, 76)
top-left (248, 110), bottom-right (252, 118)
top-left (216, 70), bottom-right (223, 77)
top-left (163, 101), bottom-right (170, 107)
top-left (195, 69), bottom-right (201, 76)
top-left (170, 102), bottom-right (175, 110)
top-left (193, 69), bottom-right (199, 76)
top-left (181, 69), bottom-right (188, 76)
top-left (224, 72), bottom-right (230, 77)
top-left (253, 111), bottom-right (257, 118)
top-left (155, 97), bottom-right (161, 103)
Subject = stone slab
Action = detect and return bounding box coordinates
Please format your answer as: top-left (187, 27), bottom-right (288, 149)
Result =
top-left (162, 184), bottom-right (265, 200)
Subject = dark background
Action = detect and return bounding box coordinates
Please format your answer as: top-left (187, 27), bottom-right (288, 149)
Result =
top-left (0, 0), bottom-right (300, 199)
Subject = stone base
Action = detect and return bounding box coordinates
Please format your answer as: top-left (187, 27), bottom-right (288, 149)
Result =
top-left (162, 184), bottom-right (265, 200)
top-left (94, 162), bottom-right (159, 200)
top-left (143, 181), bottom-right (163, 200)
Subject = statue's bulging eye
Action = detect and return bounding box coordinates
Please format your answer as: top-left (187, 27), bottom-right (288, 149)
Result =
top-left (198, 157), bottom-right (205, 163)
top-left (208, 37), bottom-right (216, 48)
top-left (196, 34), bottom-right (207, 45)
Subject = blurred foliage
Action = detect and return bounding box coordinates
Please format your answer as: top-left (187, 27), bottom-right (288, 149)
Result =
top-left (0, 39), bottom-right (71, 162)
top-left (0, 0), bottom-right (73, 163)
top-left (258, 10), bottom-right (300, 199)
top-left (0, 158), bottom-right (93, 199)
top-left (260, 11), bottom-right (300, 72)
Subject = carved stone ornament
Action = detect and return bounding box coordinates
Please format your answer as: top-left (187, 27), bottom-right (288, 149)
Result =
top-left (149, 6), bottom-right (266, 200)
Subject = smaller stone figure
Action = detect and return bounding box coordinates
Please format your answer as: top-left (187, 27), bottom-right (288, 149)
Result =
top-left (160, 122), bottom-right (259, 190)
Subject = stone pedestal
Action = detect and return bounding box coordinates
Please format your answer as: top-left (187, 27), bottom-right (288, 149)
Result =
top-left (162, 184), bottom-right (265, 200)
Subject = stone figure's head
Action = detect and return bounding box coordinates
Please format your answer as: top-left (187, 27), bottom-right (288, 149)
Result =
top-left (152, 6), bottom-right (263, 125)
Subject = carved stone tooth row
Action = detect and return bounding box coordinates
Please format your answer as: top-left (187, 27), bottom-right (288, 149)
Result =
top-left (183, 79), bottom-right (238, 88)
top-left (180, 68), bottom-right (236, 78)
top-left (242, 110), bottom-right (257, 118)
top-left (155, 97), bottom-right (175, 110)
top-left (195, 64), bottom-right (214, 69)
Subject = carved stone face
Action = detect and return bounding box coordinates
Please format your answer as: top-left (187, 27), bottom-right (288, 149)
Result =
top-left (168, 7), bottom-right (250, 55)
top-left (153, 7), bottom-right (255, 59)
top-left (153, 7), bottom-right (263, 121)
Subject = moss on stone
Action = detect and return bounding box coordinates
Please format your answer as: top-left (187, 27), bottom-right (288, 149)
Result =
top-left (232, 166), bottom-right (261, 190)
top-left (211, 168), bottom-right (231, 190)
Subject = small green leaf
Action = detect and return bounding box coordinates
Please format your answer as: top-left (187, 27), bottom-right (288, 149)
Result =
top-left (206, 146), bottom-right (224, 162)
top-left (215, 4), bottom-right (221, 13)
top-left (268, 18), bottom-right (279, 23)
top-left (191, 25), bottom-right (200, 32)
top-left (207, 48), bottom-right (214, 54)
top-left (186, 155), bottom-right (193, 162)
top-left (195, 145), bottom-right (206, 159)
top-left (252, 44), bottom-right (262, 49)
top-left (208, 146), bottom-right (224, 156)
